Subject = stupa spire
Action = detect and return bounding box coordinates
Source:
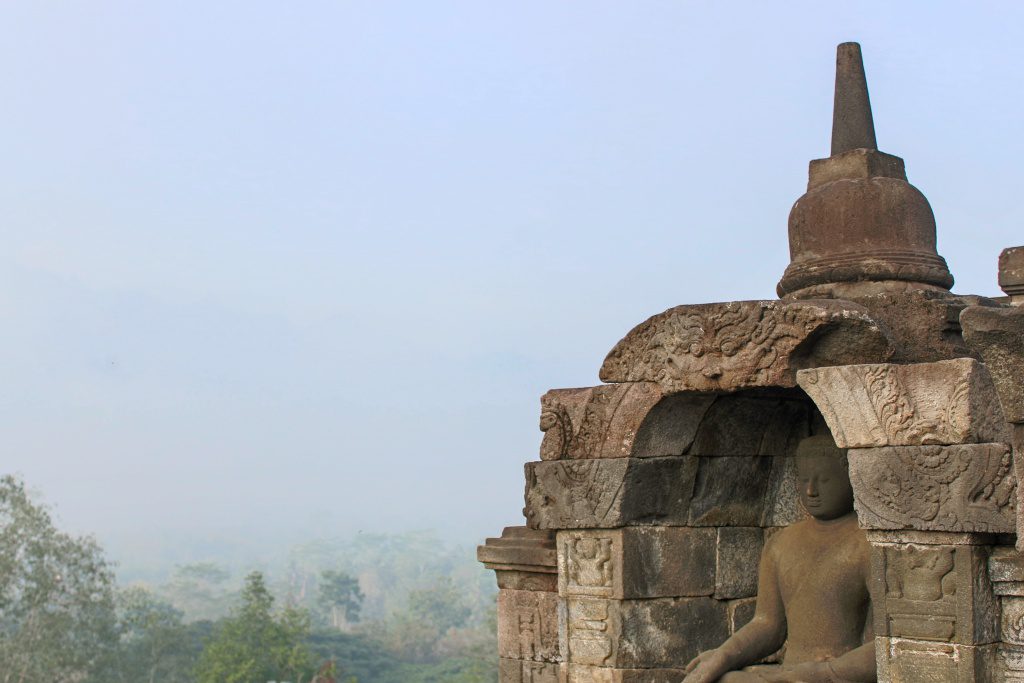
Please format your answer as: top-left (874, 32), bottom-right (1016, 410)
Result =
top-left (776, 42), bottom-right (954, 298)
top-left (831, 42), bottom-right (877, 155)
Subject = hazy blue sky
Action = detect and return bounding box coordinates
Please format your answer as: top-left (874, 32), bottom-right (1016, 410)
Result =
top-left (1, 2), bottom-right (1021, 564)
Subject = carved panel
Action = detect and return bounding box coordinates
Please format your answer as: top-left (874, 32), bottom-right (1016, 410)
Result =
top-left (849, 444), bottom-right (1015, 533)
top-left (498, 659), bottom-right (561, 683)
top-left (797, 359), bottom-right (1009, 449)
top-left (539, 384), bottom-right (713, 460)
top-left (1003, 598), bottom-right (1024, 646)
top-left (497, 589), bottom-right (560, 663)
top-left (524, 457), bottom-right (698, 530)
top-left (566, 598), bottom-right (615, 667)
top-left (564, 536), bottom-right (614, 598)
top-left (600, 300), bottom-right (892, 392)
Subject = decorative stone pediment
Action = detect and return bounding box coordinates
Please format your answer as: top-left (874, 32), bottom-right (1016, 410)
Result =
top-left (599, 299), bottom-right (894, 392)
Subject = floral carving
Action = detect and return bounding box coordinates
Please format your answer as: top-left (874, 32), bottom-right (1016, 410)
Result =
top-left (798, 359), bottom-right (1010, 449)
top-left (849, 444), bottom-right (1016, 533)
top-left (600, 300), bottom-right (891, 392)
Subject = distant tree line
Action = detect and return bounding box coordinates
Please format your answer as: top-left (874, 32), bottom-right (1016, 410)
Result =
top-left (0, 476), bottom-right (496, 683)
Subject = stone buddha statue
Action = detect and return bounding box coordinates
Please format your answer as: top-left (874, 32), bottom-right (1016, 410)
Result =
top-left (683, 435), bottom-right (875, 683)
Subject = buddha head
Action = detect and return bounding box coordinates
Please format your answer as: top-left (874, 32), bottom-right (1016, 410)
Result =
top-left (795, 434), bottom-right (854, 521)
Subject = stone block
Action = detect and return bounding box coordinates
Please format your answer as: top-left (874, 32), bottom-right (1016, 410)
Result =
top-left (557, 527), bottom-right (716, 600)
top-left (1003, 598), bottom-right (1024, 645)
top-left (1000, 246), bottom-right (1024, 298)
top-left (688, 395), bottom-right (812, 457)
top-left (715, 527), bottom-right (763, 599)
top-left (999, 643), bottom-right (1024, 682)
top-left (524, 457), bottom-right (698, 530)
top-left (849, 443), bottom-right (1015, 534)
top-left (539, 384), bottom-right (714, 460)
top-left (989, 545), bottom-right (1024, 596)
top-left (807, 147), bottom-right (906, 190)
top-left (797, 359), bottom-right (1009, 448)
top-left (870, 541), bottom-right (998, 646)
top-left (688, 456), bottom-right (772, 526)
top-left (498, 659), bottom-right (560, 683)
top-left (479, 526), bottom-right (558, 592)
top-left (877, 637), bottom-right (996, 683)
top-left (727, 597), bottom-right (757, 634)
top-left (498, 589), bottom-right (560, 662)
top-left (561, 664), bottom-right (687, 682)
top-left (961, 304), bottom-right (1024, 424)
top-left (600, 300), bottom-right (892, 393)
top-left (762, 456), bottom-right (808, 527)
top-left (562, 596), bottom-right (729, 669)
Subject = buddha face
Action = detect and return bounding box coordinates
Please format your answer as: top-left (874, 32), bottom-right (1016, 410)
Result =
top-left (796, 452), bottom-right (854, 520)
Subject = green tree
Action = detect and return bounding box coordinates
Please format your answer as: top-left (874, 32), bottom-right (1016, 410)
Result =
top-left (160, 562), bottom-right (233, 622)
top-left (318, 570), bottom-right (363, 630)
top-left (195, 571), bottom-right (313, 683)
top-left (96, 587), bottom-right (199, 683)
top-left (0, 475), bottom-right (119, 683)
top-left (407, 576), bottom-right (471, 634)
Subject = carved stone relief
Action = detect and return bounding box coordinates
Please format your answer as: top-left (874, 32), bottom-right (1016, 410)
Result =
top-left (600, 299), bottom-right (893, 393)
top-left (797, 359), bottom-right (1009, 449)
top-left (497, 589), bottom-right (560, 663)
top-left (524, 457), bottom-right (697, 529)
top-left (849, 444), bottom-right (1016, 533)
top-left (539, 384), bottom-right (714, 460)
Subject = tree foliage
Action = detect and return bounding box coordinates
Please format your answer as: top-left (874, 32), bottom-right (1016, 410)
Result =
top-left (318, 570), bottom-right (363, 629)
top-left (195, 571), bottom-right (312, 683)
top-left (0, 475), bottom-right (118, 683)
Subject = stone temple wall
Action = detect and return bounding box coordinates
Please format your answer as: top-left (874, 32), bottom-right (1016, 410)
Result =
top-left (479, 43), bottom-right (1024, 683)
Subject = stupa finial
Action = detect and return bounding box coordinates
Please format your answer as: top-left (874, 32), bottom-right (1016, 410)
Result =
top-left (831, 42), bottom-right (877, 155)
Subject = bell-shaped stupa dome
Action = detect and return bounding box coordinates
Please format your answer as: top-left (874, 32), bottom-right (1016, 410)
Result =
top-left (777, 43), bottom-right (954, 298)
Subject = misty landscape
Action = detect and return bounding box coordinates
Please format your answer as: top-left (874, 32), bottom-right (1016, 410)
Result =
top-left (3, 475), bottom-right (497, 682)
top-left (3, 2), bottom-right (1021, 682)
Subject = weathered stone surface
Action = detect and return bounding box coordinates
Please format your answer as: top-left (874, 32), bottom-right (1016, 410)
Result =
top-left (1000, 246), bottom-right (1024, 299)
top-left (715, 527), bottom-right (763, 599)
top-left (988, 545), bottom-right (1024, 597)
top-left (870, 541), bottom-right (998, 645)
top-left (688, 456), bottom-right (772, 526)
top-left (479, 526), bottom-right (558, 592)
top-left (498, 589), bottom-right (560, 663)
top-left (557, 527), bottom-right (716, 600)
top-left (524, 457), bottom-right (697, 530)
top-left (876, 637), bottom-right (996, 683)
top-left (498, 659), bottom-right (560, 683)
top-left (600, 300), bottom-right (893, 393)
top-left (688, 395), bottom-right (812, 457)
top-left (561, 664), bottom-right (687, 682)
top-left (961, 304), bottom-right (1024, 424)
top-left (562, 596), bottom-right (729, 669)
top-left (849, 444), bottom-right (1015, 533)
top-left (539, 384), bottom-right (715, 460)
top-left (798, 359), bottom-right (1009, 448)
top-left (998, 643), bottom-right (1024, 683)
top-left (727, 597), bottom-right (757, 634)
top-left (762, 456), bottom-right (808, 526)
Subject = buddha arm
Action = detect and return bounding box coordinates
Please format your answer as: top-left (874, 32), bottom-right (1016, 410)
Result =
top-left (826, 640), bottom-right (876, 682)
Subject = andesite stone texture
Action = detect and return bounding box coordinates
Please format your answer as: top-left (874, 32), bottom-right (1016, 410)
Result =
top-left (562, 596), bottom-right (729, 669)
top-left (497, 589), bottom-right (560, 663)
top-left (599, 299), bottom-right (894, 393)
top-left (478, 526), bottom-right (558, 592)
top-left (849, 444), bottom-right (1015, 534)
top-left (1000, 246), bottom-right (1024, 301)
top-left (524, 457), bottom-right (698, 530)
top-left (557, 527), bottom-right (716, 600)
top-left (797, 359), bottom-right (1009, 449)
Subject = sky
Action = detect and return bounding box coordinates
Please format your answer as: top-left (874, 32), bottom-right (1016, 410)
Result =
top-left (1, 2), bottom-right (1022, 569)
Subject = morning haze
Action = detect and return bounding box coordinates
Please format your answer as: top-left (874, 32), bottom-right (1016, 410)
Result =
top-left (1, 2), bottom-right (1021, 570)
